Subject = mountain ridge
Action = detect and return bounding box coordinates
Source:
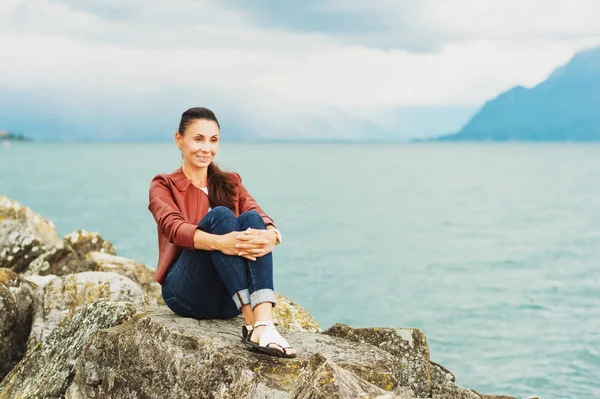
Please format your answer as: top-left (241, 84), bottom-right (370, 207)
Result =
top-left (435, 45), bottom-right (600, 141)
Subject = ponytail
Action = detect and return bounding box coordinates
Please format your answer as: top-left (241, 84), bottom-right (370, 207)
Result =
top-left (207, 163), bottom-right (236, 211)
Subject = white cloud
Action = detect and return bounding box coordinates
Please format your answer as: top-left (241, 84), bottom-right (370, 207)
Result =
top-left (220, 0), bottom-right (600, 49)
top-left (1, 0), bottom-right (599, 138)
top-left (424, 0), bottom-right (600, 41)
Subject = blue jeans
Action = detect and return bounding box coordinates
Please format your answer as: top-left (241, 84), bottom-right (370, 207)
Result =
top-left (161, 206), bottom-right (276, 319)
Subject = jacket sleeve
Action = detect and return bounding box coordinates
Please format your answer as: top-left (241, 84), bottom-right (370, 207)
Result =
top-left (148, 174), bottom-right (197, 250)
top-left (235, 172), bottom-right (276, 228)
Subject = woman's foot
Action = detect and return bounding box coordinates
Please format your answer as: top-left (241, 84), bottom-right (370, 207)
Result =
top-left (248, 320), bottom-right (296, 358)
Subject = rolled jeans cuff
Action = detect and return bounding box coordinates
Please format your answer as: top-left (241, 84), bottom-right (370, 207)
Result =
top-left (250, 288), bottom-right (276, 310)
top-left (232, 289), bottom-right (250, 310)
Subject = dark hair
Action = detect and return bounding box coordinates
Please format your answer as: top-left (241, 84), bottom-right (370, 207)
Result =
top-left (178, 107), bottom-right (220, 134)
top-left (178, 107), bottom-right (236, 211)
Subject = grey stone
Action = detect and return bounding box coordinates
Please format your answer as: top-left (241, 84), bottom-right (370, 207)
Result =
top-left (63, 306), bottom-right (405, 398)
top-left (23, 230), bottom-right (116, 277)
top-left (84, 251), bottom-right (163, 306)
top-left (290, 352), bottom-right (413, 399)
top-left (273, 293), bottom-right (321, 333)
top-left (0, 300), bottom-right (137, 398)
top-left (323, 324), bottom-right (481, 399)
top-left (0, 268), bottom-right (37, 381)
top-left (0, 196), bottom-right (533, 399)
top-left (323, 323), bottom-right (432, 397)
top-left (0, 196), bottom-right (60, 272)
top-left (23, 271), bottom-right (148, 351)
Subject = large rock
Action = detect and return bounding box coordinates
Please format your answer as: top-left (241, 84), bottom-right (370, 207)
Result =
top-left (0, 196), bottom-right (531, 398)
top-left (429, 362), bottom-right (483, 399)
top-left (65, 306), bottom-right (406, 398)
top-left (64, 229), bottom-right (116, 258)
top-left (61, 306), bottom-right (475, 398)
top-left (0, 301), bottom-right (137, 398)
top-left (273, 293), bottom-right (321, 333)
top-left (0, 269), bottom-right (37, 381)
top-left (23, 230), bottom-right (116, 277)
top-left (0, 299), bottom-right (523, 399)
top-left (23, 271), bottom-right (149, 351)
top-left (83, 251), bottom-right (162, 306)
top-left (290, 352), bottom-right (412, 399)
top-left (323, 324), bottom-right (479, 399)
top-left (0, 196), bottom-right (60, 272)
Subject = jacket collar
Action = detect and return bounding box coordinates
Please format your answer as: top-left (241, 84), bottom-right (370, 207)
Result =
top-left (168, 166), bottom-right (192, 192)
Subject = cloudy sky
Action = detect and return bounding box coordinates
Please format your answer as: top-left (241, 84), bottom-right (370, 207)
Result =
top-left (1, 0), bottom-right (600, 140)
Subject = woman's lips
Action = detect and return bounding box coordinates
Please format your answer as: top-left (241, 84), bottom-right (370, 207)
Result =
top-left (197, 156), bottom-right (210, 162)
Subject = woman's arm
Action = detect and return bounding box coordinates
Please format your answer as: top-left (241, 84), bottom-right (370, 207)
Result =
top-left (149, 174), bottom-right (223, 251)
top-left (149, 174), bottom-right (262, 256)
top-left (148, 174), bottom-right (197, 249)
top-left (192, 229), bottom-right (227, 251)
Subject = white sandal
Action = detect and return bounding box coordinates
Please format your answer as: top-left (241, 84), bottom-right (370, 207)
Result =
top-left (245, 320), bottom-right (296, 358)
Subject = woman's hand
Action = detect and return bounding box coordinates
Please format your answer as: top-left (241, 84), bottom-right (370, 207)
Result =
top-left (235, 228), bottom-right (278, 260)
top-left (215, 230), bottom-right (270, 261)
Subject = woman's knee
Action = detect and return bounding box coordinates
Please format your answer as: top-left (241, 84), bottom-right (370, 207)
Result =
top-left (211, 206), bottom-right (236, 220)
top-left (238, 210), bottom-right (265, 229)
top-left (200, 206), bottom-right (239, 233)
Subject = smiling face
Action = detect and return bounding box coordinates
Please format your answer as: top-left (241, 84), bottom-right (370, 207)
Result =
top-left (175, 118), bottom-right (220, 170)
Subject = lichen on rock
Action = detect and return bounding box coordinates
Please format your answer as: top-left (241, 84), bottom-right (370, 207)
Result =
top-left (290, 352), bottom-right (412, 399)
top-left (0, 196), bottom-right (60, 272)
top-left (23, 230), bottom-right (117, 277)
top-left (84, 251), bottom-right (162, 306)
top-left (0, 268), bottom-right (37, 381)
top-left (273, 293), bottom-right (321, 333)
top-left (322, 323), bottom-right (481, 399)
top-left (23, 271), bottom-right (148, 351)
top-left (323, 323), bottom-right (433, 397)
top-left (63, 306), bottom-right (408, 398)
top-left (63, 229), bottom-right (116, 257)
top-left (0, 300), bottom-right (137, 399)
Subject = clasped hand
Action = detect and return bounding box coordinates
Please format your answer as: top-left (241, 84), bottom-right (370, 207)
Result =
top-left (219, 228), bottom-right (277, 261)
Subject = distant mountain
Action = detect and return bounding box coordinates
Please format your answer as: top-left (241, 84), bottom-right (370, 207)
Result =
top-left (0, 85), bottom-right (475, 142)
top-left (436, 46), bottom-right (600, 141)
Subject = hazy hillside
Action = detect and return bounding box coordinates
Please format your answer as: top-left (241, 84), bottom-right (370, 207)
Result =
top-left (0, 85), bottom-right (474, 142)
top-left (437, 46), bottom-right (600, 141)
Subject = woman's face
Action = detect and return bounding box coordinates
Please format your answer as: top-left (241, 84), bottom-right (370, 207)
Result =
top-left (176, 119), bottom-right (220, 169)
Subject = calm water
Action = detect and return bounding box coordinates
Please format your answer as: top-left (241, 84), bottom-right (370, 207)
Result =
top-left (1, 142), bottom-right (599, 399)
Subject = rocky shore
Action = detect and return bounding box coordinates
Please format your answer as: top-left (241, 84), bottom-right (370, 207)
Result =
top-left (0, 196), bottom-right (539, 398)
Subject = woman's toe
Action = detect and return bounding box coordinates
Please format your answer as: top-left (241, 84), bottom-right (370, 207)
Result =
top-left (285, 347), bottom-right (296, 356)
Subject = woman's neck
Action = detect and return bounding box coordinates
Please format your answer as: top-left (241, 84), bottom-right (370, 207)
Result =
top-left (182, 162), bottom-right (208, 188)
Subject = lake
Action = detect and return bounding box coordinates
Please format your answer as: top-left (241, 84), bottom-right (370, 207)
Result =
top-left (1, 141), bottom-right (599, 399)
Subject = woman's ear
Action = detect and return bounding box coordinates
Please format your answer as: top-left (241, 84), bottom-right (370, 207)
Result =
top-left (174, 131), bottom-right (182, 149)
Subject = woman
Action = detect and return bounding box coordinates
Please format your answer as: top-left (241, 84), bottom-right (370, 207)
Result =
top-left (148, 107), bottom-right (296, 358)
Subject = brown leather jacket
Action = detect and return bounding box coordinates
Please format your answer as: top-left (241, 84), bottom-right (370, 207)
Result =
top-left (148, 166), bottom-right (275, 285)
